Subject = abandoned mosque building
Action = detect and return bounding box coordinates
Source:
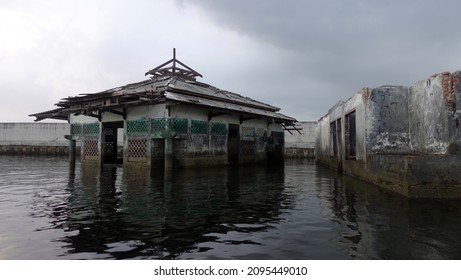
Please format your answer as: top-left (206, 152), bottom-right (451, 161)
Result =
top-left (316, 71), bottom-right (461, 199)
top-left (30, 50), bottom-right (297, 169)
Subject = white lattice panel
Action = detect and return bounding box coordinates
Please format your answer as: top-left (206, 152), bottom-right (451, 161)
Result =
top-left (128, 138), bottom-right (147, 162)
top-left (83, 138), bottom-right (99, 160)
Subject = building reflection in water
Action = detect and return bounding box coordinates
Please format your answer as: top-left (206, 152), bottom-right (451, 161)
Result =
top-left (315, 166), bottom-right (461, 259)
top-left (60, 163), bottom-right (290, 259)
top-left (22, 157), bottom-right (461, 259)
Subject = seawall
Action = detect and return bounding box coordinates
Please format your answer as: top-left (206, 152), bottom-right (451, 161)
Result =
top-left (284, 121), bottom-right (316, 158)
top-left (0, 123), bottom-right (71, 156)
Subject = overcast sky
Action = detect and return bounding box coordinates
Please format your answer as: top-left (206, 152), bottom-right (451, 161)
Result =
top-left (1, 0), bottom-right (461, 122)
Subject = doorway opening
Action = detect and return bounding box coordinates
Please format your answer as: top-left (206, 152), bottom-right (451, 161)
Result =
top-left (102, 121), bottom-right (124, 164)
top-left (228, 124), bottom-right (240, 164)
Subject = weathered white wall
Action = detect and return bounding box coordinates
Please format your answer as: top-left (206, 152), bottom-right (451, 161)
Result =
top-left (316, 71), bottom-right (461, 161)
top-left (69, 115), bottom-right (98, 124)
top-left (284, 121), bottom-right (316, 149)
top-left (0, 123), bottom-right (69, 146)
top-left (127, 104), bottom-right (167, 120)
top-left (315, 115), bottom-right (330, 158)
top-left (365, 86), bottom-right (411, 154)
top-left (409, 74), bottom-right (453, 153)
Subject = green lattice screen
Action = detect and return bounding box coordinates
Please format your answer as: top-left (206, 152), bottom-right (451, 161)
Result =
top-left (210, 122), bottom-right (227, 135)
top-left (71, 124), bottom-right (82, 135)
top-left (191, 120), bottom-right (208, 134)
top-left (240, 140), bottom-right (255, 156)
top-left (241, 127), bottom-right (255, 137)
top-left (171, 118), bottom-right (188, 133)
top-left (83, 123), bottom-right (100, 135)
top-left (256, 128), bottom-right (266, 137)
top-left (151, 118), bottom-right (167, 132)
top-left (127, 120), bottom-right (148, 135)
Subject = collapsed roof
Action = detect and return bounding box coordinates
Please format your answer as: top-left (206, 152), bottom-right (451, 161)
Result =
top-left (30, 49), bottom-right (296, 125)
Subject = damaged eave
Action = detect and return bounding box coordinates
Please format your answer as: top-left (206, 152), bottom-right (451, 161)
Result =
top-left (29, 108), bottom-right (69, 122)
top-left (165, 92), bottom-right (296, 125)
top-left (31, 91), bottom-right (167, 122)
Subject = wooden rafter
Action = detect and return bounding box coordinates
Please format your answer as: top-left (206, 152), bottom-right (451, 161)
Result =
top-left (145, 48), bottom-right (203, 80)
top-left (281, 123), bottom-right (302, 135)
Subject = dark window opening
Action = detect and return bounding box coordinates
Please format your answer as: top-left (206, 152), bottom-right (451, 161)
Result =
top-left (336, 118), bottom-right (342, 159)
top-left (330, 121), bottom-right (337, 158)
top-left (102, 121), bottom-right (124, 164)
top-left (345, 111), bottom-right (356, 160)
top-left (330, 119), bottom-right (342, 159)
top-left (228, 124), bottom-right (240, 164)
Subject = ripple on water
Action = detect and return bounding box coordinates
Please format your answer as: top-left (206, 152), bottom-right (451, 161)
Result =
top-left (1, 157), bottom-right (461, 259)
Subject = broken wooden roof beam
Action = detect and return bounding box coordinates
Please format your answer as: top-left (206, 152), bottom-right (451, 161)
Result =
top-left (145, 48), bottom-right (202, 80)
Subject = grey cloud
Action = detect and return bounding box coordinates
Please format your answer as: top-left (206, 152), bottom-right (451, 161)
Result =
top-left (3, 0), bottom-right (461, 122)
top-left (183, 0), bottom-right (461, 120)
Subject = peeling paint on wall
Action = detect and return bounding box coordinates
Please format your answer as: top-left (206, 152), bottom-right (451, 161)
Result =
top-left (315, 71), bottom-right (461, 198)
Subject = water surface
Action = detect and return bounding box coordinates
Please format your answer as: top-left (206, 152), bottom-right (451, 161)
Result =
top-left (0, 156), bottom-right (460, 259)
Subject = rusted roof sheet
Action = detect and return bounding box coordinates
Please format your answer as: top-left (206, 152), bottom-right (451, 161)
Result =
top-left (30, 76), bottom-right (295, 123)
top-left (165, 91), bottom-right (295, 123)
top-left (168, 79), bottom-right (280, 112)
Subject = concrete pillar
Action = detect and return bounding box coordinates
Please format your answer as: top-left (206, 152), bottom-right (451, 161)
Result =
top-left (146, 119), bottom-right (152, 168)
top-left (65, 134), bottom-right (76, 164)
top-left (69, 139), bottom-right (76, 163)
top-left (164, 116), bottom-right (173, 174)
top-left (123, 119), bottom-right (129, 165)
top-left (98, 122), bottom-right (103, 167)
top-left (164, 137), bottom-right (173, 171)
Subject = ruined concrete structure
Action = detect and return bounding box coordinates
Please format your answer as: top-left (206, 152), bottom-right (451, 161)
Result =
top-left (316, 71), bottom-right (461, 198)
top-left (30, 50), bottom-right (296, 169)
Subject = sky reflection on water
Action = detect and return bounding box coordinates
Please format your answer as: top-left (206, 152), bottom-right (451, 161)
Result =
top-left (0, 156), bottom-right (461, 259)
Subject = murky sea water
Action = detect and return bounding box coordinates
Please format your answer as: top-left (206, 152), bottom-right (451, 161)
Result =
top-left (1, 156), bottom-right (461, 260)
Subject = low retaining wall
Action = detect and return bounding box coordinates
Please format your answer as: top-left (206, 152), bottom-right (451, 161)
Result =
top-left (0, 123), bottom-right (69, 146)
top-left (0, 122), bottom-right (318, 158)
top-left (284, 121), bottom-right (316, 158)
top-left (285, 147), bottom-right (315, 158)
top-left (0, 145), bottom-right (74, 156)
top-left (0, 123), bottom-right (70, 156)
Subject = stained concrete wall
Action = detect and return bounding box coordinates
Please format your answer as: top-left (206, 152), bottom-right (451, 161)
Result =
top-left (364, 73), bottom-right (460, 155)
top-left (316, 71), bottom-right (461, 198)
top-left (365, 86), bottom-right (411, 154)
top-left (0, 123), bottom-right (69, 146)
top-left (0, 122), bottom-right (70, 155)
top-left (284, 121), bottom-right (316, 158)
top-left (168, 103), bottom-right (283, 166)
top-left (409, 73), bottom-right (458, 153)
top-left (284, 121), bottom-right (316, 149)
